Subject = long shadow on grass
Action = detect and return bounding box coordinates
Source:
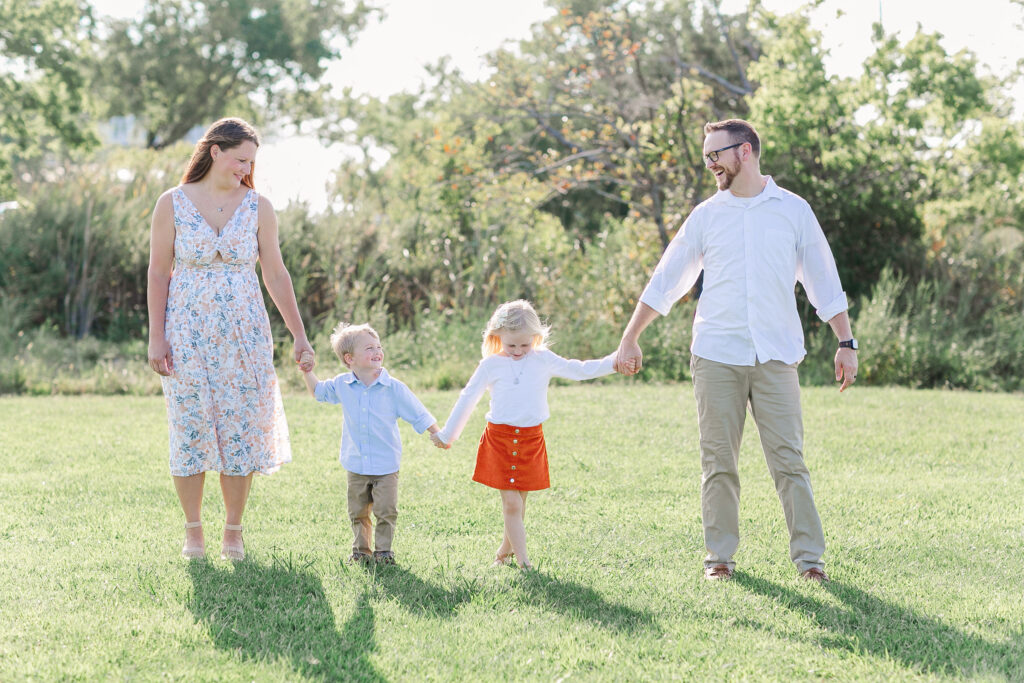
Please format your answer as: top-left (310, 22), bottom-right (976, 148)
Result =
top-left (358, 563), bottom-right (655, 634)
top-left (362, 563), bottom-right (478, 618)
top-left (187, 557), bottom-right (385, 682)
top-left (734, 572), bottom-right (1023, 679)
top-left (516, 569), bottom-right (658, 634)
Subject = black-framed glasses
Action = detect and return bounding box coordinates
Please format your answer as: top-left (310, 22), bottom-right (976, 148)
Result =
top-left (704, 142), bottom-right (743, 163)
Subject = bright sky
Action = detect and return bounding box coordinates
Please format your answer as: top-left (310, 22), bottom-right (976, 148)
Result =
top-left (90, 0), bottom-right (1024, 209)
top-left (730, 0), bottom-right (1024, 81)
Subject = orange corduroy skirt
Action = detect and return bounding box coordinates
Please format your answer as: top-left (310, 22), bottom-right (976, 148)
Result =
top-left (472, 422), bottom-right (548, 491)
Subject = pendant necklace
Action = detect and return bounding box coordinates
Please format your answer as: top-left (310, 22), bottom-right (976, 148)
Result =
top-left (509, 355), bottom-right (528, 385)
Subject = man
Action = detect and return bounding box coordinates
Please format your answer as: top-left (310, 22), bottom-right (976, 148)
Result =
top-left (614, 119), bottom-right (858, 583)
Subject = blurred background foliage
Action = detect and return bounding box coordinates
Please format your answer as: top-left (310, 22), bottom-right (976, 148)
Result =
top-left (2, 0), bottom-right (1023, 395)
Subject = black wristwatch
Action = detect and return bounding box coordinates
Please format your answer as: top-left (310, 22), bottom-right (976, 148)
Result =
top-left (838, 338), bottom-right (859, 351)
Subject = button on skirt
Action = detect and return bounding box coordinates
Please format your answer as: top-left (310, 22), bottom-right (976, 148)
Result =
top-left (472, 422), bottom-right (548, 491)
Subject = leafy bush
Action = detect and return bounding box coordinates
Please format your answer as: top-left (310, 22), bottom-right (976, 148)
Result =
top-left (817, 265), bottom-right (1024, 392)
top-left (0, 146), bottom-right (183, 341)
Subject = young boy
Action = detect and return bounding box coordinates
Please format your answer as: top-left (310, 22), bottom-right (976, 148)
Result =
top-left (301, 322), bottom-right (446, 564)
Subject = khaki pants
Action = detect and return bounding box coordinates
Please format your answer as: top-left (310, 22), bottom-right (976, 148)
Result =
top-left (346, 471), bottom-right (399, 555)
top-left (691, 355), bottom-right (825, 573)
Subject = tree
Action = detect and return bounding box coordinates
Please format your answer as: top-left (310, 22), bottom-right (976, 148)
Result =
top-left (92, 0), bottom-right (378, 148)
top-left (477, 0), bottom-right (763, 250)
top-left (0, 0), bottom-right (96, 199)
top-left (746, 12), bottom-right (996, 300)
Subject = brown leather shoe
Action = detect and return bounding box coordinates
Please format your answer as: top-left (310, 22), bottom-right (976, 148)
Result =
top-left (704, 563), bottom-right (733, 580)
top-left (801, 567), bottom-right (830, 583)
top-left (373, 550), bottom-right (396, 565)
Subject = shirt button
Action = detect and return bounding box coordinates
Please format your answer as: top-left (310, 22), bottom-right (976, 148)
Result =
top-left (513, 439), bottom-right (518, 444)
top-left (514, 429), bottom-right (520, 434)
top-left (512, 451), bottom-right (517, 456)
top-left (510, 478), bottom-right (515, 483)
top-left (511, 465), bottom-right (516, 470)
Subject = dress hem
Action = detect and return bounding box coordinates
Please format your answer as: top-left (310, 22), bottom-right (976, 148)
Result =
top-left (169, 463), bottom-right (289, 477)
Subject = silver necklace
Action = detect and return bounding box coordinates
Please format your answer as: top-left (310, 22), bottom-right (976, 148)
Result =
top-left (509, 355), bottom-right (528, 384)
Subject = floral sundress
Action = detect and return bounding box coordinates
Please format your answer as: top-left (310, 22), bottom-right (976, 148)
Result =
top-left (161, 187), bottom-right (291, 476)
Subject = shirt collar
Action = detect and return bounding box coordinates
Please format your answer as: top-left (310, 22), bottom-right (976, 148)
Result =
top-left (709, 175), bottom-right (782, 207)
top-left (343, 368), bottom-right (392, 387)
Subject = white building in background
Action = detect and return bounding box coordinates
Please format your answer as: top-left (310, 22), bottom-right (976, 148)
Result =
top-left (96, 115), bottom-right (204, 147)
top-left (94, 114), bottom-right (332, 211)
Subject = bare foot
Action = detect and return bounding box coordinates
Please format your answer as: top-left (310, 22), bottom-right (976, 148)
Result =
top-left (492, 552), bottom-right (514, 567)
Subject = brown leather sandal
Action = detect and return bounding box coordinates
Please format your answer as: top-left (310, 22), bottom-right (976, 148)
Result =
top-left (704, 563), bottom-right (733, 580)
top-left (800, 567), bottom-right (830, 583)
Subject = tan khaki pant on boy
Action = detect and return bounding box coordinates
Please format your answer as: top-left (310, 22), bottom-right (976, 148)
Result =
top-left (347, 471), bottom-right (399, 555)
top-left (691, 355), bottom-right (826, 573)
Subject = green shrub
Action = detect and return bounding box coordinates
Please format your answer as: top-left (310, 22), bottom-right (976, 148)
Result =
top-left (0, 147), bottom-right (183, 341)
top-left (826, 266), bottom-right (1024, 391)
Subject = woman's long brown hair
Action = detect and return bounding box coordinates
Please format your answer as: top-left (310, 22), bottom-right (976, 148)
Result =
top-left (180, 118), bottom-right (260, 188)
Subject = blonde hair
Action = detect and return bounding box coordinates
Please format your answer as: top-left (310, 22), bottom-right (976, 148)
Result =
top-left (481, 300), bottom-right (549, 357)
top-left (329, 322), bottom-right (380, 367)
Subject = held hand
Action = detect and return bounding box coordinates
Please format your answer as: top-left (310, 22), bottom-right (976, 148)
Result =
top-left (835, 348), bottom-right (858, 392)
top-left (148, 339), bottom-right (174, 376)
top-left (294, 338), bottom-right (315, 372)
top-left (614, 340), bottom-right (643, 376)
top-left (430, 432), bottom-right (450, 450)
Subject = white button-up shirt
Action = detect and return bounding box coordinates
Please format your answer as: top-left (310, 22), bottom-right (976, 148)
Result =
top-left (640, 177), bottom-right (848, 366)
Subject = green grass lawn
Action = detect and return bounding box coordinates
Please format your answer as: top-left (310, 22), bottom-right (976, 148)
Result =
top-left (1, 384), bottom-right (1022, 681)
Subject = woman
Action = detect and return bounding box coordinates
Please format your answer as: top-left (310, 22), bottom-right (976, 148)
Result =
top-left (147, 117), bottom-right (315, 560)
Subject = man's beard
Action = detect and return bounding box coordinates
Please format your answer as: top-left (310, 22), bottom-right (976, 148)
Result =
top-left (714, 160), bottom-right (739, 190)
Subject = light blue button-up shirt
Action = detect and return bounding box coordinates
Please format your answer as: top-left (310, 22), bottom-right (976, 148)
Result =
top-left (314, 368), bottom-right (435, 475)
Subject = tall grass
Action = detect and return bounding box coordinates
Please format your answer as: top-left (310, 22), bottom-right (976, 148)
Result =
top-left (811, 267), bottom-right (1024, 391)
top-left (3, 148), bottom-right (1023, 395)
top-left (8, 273), bottom-right (1024, 395)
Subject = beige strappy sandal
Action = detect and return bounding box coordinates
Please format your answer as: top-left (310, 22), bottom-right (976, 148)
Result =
top-left (221, 523), bottom-right (244, 561)
top-left (182, 520), bottom-right (205, 559)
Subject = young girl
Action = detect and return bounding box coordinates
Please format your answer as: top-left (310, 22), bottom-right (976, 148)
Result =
top-left (434, 300), bottom-right (629, 569)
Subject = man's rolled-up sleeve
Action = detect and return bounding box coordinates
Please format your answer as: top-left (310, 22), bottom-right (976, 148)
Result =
top-left (795, 203), bottom-right (849, 322)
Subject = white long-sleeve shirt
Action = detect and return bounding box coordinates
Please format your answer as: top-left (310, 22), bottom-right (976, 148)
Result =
top-left (640, 176), bottom-right (848, 366)
top-left (437, 349), bottom-right (616, 443)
